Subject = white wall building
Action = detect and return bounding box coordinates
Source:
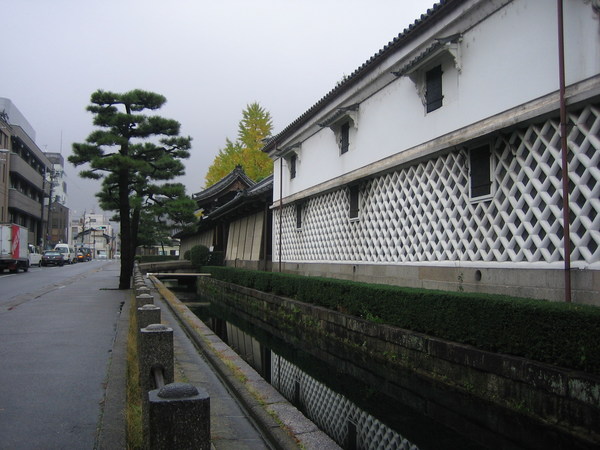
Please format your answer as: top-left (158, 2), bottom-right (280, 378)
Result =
top-left (44, 153), bottom-right (67, 205)
top-left (263, 0), bottom-right (600, 304)
top-left (71, 212), bottom-right (116, 258)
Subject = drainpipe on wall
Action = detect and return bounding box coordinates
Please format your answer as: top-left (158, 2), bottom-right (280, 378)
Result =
top-left (263, 202), bottom-right (268, 272)
top-left (557, 0), bottom-right (572, 302)
top-left (40, 167), bottom-right (47, 248)
top-left (279, 153), bottom-right (283, 273)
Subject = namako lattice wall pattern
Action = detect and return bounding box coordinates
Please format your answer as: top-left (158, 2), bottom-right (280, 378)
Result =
top-left (272, 353), bottom-right (418, 450)
top-left (274, 105), bottom-right (600, 268)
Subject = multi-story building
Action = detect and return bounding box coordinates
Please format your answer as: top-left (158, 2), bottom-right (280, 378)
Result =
top-left (262, 0), bottom-right (600, 304)
top-left (44, 153), bottom-right (69, 246)
top-left (44, 153), bottom-right (67, 205)
top-left (0, 98), bottom-right (52, 247)
top-left (47, 202), bottom-right (69, 247)
top-left (71, 212), bottom-right (116, 259)
top-left (0, 116), bottom-right (10, 223)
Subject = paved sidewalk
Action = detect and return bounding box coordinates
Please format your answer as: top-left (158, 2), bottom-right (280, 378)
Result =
top-left (0, 262), bottom-right (127, 450)
top-left (155, 292), bottom-right (272, 449)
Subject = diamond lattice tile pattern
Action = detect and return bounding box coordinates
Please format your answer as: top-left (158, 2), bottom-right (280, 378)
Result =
top-left (272, 354), bottom-right (418, 449)
top-left (274, 105), bottom-right (600, 266)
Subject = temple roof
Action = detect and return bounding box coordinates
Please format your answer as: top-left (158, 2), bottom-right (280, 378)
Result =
top-left (192, 165), bottom-right (255, 207)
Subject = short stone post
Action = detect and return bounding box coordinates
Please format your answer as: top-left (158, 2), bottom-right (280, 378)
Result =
top-left (137, 304), bottom-right (161, 331)
top-left (138, 324), bottom-right (174, 393)
top-left (136, 285), bottom-right (151, 296)
top-left (139, 324), bottom-right (175, 448)
top-left (148, 383), bottom-right (210, 450)
top-left (135, 293), bottom-right (154, 309)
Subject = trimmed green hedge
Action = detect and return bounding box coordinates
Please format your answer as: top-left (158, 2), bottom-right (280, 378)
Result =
top-left (203, 266), bottom-right (600, 374)
top-left (189, 245), bottom-right (210, 270)
top-left (137, 255), bottom-right (179, 263)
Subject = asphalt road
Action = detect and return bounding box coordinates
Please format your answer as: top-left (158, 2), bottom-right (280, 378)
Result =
top-left (0, 259), bottom-right (111, 308)
top-left (0, 260), bottom-right (127, 449)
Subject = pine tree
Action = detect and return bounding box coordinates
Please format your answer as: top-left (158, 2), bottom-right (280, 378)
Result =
top-left (69, 89), bottom-right (194, 289)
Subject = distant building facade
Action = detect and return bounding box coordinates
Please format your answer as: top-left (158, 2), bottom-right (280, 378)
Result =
top-left (262, 0), bottom-right (600, 304)
top-left (71, 213), bottom-right (116, 259)
top-left (44, 152), bottom-right (69, 247)
top-left (47, 201), bottom-right (69, 247)
top-left (44, 153), bottom-right (67, 205)
top-left (0, 98), bottom-right (53, 247)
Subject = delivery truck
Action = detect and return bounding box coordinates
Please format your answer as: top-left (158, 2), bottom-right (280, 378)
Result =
top-left (0, 223), bottom-right (30, 273)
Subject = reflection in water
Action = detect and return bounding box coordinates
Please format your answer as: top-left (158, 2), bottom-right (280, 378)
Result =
top-left (176, 282), bottom-right (482, 450)
top-left (213, 317), bottom-right (419, 449)
top-left (272, 349), bottom-right (418, 450)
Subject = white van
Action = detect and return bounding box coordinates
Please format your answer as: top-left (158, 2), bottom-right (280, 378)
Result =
top-left (28, 244), bottom-right (42, 266)
top-left (54, 243), bottom-right (77, 264)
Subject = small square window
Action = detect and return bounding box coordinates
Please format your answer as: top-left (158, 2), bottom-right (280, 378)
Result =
top-left (349, 185), bottom-right (359, 219)
top-left (469, 145), bottom-right (493, 199)
top-left (425, 65), bottom-right (443, 113)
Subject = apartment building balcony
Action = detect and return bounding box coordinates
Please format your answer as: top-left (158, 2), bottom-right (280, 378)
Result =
top-left (10, 152), bottom-right (44, 189)
top-left (8, 188), bottom-right (43, 220)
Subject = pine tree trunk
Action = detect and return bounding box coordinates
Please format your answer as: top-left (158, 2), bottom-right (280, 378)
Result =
top-left (118, 168), bottom-right (133, 289)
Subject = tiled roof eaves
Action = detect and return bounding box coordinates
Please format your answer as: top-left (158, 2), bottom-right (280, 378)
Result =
top-left (262, 0), bottom-right (457, 152)
top-left (192, 166), bottom-right (255, 201)
top-left (247, 174), bottom-right (273, 195)
top-left (208, 175), bottom-right (273, 220)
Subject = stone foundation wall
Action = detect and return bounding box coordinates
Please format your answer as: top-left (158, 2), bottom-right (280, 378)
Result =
top-left (199, 276), bottom-right (600, 449)
top-left (277, 261), bottom-right (600, 305)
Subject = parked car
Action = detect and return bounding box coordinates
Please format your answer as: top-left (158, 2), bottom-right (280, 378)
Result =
top-left (28, 244), bottom-right (42, 267)
top-left (79, 247), bottom-right (92, 261)
top-left (54, 243), bottom-right (77, 264)
top-left (97, 250), bottom-right (107, 260)
top-left (41, 250), bottom-right (65, 267)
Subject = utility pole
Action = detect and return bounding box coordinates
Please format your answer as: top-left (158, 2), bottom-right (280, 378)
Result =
top-left (81, 210), bottom-right (86, 246)
top-left (40, 167), bottom-right (46, 248)
top-left (46, 169), bottom-right (55, 247)
top-left (557, 0), bottom-right (572, 302)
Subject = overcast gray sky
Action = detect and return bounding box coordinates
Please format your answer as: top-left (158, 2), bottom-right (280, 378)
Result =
top-left (3, 0), bottom-right (435, 217)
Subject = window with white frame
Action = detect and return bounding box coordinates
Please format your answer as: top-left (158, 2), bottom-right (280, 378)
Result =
top-left (393, 35), bottom-right (461, 115)
top-left (318, 104), bottom-right (359, 156)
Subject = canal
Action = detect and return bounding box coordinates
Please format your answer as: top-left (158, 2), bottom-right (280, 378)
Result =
top-left (168, 285), bottom-right (488, 450)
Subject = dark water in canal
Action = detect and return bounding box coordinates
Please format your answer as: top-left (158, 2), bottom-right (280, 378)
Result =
top-left (170, 286), bottom-right (486, 450)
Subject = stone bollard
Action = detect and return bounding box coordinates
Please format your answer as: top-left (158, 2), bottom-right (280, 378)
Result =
top-left (139, 324), bottom-right (175, 449)
top-left (148, 383), bottom-right (210, 450)
top-left (133, 276), bottom-right (144, 289)
top-left (136, 285), bottom-right (151, 297)
top-left (137, 304), bottom-right (161, 331)
top-left (135, 293), bottom-right (154, 309)
top-left (138, 324), bottom-right (174, 393)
